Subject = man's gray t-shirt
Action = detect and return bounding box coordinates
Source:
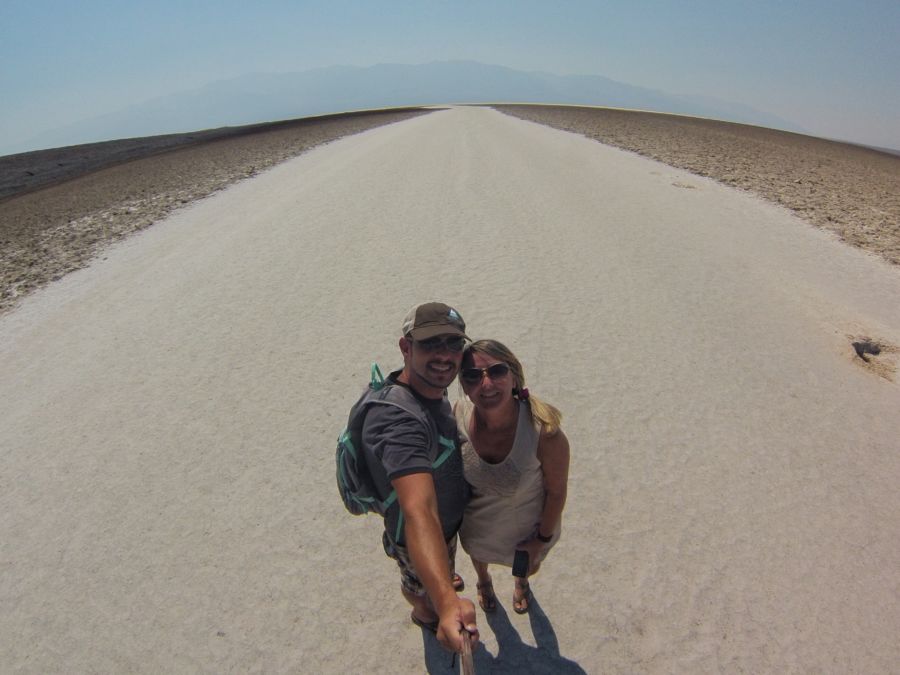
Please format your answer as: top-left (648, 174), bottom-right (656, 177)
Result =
top-left (361, 374), bottom-right (468, 545)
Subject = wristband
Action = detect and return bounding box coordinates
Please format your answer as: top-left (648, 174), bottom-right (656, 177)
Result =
top-left (535, 531), bottom-right (553, 543)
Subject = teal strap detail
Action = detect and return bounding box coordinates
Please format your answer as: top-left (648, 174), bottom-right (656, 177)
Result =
top-left (394, 511), bottom-right (405, 542)
top-left (432, 436), bottom-right (455, 470)
top-left (382, 490), bottom-right (398, 510)
top-left (390, 437), bottom-right (455, 541)
top-left (340, 431), bottom-right (356, 459)
top-left (370, 363), bottom-right (385, 390)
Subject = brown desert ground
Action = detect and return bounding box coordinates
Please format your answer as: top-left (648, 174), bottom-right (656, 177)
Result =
top-left (493, 104), bottom-right (900, 266)
top-left (2, 103), bottom-right (899, 316)
top-left (0, 108), bottom-right (430, 315)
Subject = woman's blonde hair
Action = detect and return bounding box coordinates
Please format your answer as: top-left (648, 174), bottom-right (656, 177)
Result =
top-left (462, 339), bottom-right (563, 434)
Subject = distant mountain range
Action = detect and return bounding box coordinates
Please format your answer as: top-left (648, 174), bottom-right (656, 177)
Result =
top-left (11, 61), bottom-right (804, 155)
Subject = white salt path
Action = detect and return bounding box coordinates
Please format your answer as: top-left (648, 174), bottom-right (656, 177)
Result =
top-left (1, 107), bottom-right (899, 673)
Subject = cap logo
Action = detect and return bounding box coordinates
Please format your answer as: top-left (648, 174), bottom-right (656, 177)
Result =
top-left (448, 309), bottom-right (460, 321)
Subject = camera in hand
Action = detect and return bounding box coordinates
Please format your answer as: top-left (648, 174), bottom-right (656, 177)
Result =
top-left (512, 549), bottom-right (529, 577)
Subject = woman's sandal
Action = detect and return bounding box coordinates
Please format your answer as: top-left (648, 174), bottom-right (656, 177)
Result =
top-left (513, 579), bottom-right (532, 614)
top-left (451, 572), bottom-right (465, 592)
top-left (476, 580), bottom-right (497, 613)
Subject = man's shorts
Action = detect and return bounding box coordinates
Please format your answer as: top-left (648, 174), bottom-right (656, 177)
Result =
top-left (383, 531), bottom-right (458, 598)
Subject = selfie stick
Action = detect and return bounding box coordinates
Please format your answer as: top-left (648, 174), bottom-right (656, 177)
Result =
top-left (459, 628), bottom-right (475, 674)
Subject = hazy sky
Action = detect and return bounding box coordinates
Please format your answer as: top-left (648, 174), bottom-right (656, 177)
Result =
top-left (2, 0), bottom-right (899, 152)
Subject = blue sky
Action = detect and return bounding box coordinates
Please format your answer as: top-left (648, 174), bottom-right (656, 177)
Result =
top-left (2, 0), bottom-right (899, 153)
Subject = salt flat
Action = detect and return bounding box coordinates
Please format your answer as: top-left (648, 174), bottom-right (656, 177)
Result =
top-left (1, 106), bottom-right (898, 673)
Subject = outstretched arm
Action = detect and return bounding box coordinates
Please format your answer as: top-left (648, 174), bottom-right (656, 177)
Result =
top-left (393, 472), bottom-right (478, 652)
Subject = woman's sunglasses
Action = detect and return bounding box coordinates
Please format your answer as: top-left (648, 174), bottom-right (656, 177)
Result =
top-left (460, 362), bottom-right (510, 384)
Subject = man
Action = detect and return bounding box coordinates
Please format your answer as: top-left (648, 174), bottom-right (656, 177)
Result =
top-left (361, 302), bottom-right (478, 652)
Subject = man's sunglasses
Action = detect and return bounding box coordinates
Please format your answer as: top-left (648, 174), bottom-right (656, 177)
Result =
top-left (460, 362), bottom-right (510, 384)
top-left (413, 335), bottom-right (467, 353)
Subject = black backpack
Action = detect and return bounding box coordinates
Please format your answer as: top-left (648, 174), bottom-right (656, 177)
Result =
top-left (336, 364), bottom-right (456, 517)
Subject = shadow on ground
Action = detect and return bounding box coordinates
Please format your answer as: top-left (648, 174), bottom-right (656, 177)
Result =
top-left (420, 594), bottom-right (586, 674)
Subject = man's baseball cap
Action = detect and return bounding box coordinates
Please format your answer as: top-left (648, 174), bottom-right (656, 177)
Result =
top-left (401, 302), bottom-right (468, 340)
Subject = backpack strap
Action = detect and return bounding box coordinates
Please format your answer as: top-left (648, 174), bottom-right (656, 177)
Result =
top-left (370, 363), bottom-right (385, 391)
top-left (338, 365), bottom-right (448, 520)
top-left (390, 433), bottom-right (456, 542)
top-left (363, 378), bottom-right (457, 544)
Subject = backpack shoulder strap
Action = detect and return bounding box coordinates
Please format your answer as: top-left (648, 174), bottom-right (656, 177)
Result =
top-left (365, 379), bottom-right (458, 542)
top-left (361, 370), bottom-right (459, 542)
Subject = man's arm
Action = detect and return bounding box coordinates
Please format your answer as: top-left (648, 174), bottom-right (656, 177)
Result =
top-left (392, 472), bottom-right (478, 652)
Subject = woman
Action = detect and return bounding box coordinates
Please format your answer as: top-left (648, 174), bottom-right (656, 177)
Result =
top-left (453, 339), bottom-right (570, 614)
